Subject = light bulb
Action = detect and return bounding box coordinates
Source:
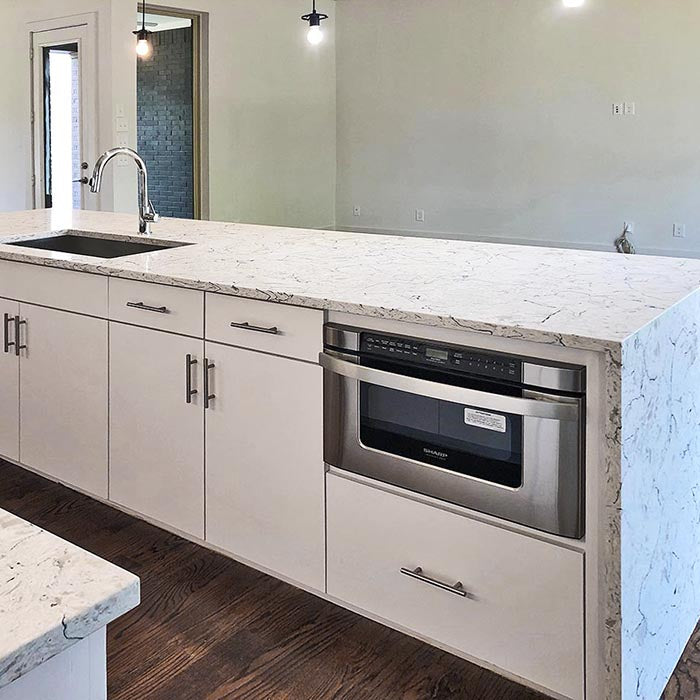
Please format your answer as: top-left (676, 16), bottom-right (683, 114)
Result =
top-left (307, 25), bottom-right (323, 45)
top-left (136, 37), bottom-right (152, 57)
top-left (562, 0), bottom-right (584, 6)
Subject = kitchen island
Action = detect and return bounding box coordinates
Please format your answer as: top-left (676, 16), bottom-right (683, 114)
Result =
top-left (1, 207), bottom-right (699, 700)
top-left (0, 507), bottom-right (139, 699)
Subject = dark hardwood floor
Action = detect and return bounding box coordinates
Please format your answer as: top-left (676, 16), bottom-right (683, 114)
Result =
top-left (1, 459), bottom-right (698, 699)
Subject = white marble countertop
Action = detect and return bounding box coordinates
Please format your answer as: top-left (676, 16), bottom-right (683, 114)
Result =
top-left (0, 507), bottom-right (139, 689)
top-left (2, 208), bottom-right (700, 353)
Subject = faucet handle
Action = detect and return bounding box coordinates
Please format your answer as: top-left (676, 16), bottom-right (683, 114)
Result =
top-left (144, 200), bottom-right (160, 223)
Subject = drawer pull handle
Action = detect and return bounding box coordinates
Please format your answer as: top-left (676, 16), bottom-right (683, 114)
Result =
top-left (204, 358), bottom-right (215, 409)
top-left (126, 301), bottom-right (169, 314)
top-left (230, 321), bottom-right (280, 335)
top-left (185, 354), bottom-right (198, 404)
top-left (400, 566), bottom-right (467, 597)
top-left (14, 317), bottom-right (26, 357)
top-left (3, 313), bottom-right (14, 354)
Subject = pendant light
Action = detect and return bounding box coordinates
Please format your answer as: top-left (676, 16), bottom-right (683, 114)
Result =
top-left (301, 0), bottom-right (328, 45)
top-left (134, 0), bottom-right (153, 58)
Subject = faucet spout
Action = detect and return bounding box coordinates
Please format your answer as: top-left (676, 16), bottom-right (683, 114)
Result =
top-left (90, 147), bottom-right (160, 234)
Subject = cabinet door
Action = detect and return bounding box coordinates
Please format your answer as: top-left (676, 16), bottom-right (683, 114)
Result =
top-left (205, 343), bottom-right (325, 590)
top-left (110, 323), bottom-right (204, 538)
top-left (19, 304), bottom-right (108, 497)
top-left (0, 300), bottom-right (19, 461)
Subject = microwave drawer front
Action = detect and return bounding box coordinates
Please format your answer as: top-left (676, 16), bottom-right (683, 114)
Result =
top-left (206, 293), bottom-right (322, 362)
top-left (109, 278), bottom-right (204, 337)
top-left (322, 354), bottom-right (584, 539)
top-left (327, 474), bottom-right (584, 700)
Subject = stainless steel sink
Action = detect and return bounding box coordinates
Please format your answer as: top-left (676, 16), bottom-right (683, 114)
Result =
top-left (6, 231), bottom-right (190, 259)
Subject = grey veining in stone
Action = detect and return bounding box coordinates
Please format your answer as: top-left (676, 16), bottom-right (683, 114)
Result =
top-left (1, 209), bottom-right (700, 354)
top-left (2, 209), bottom-right (700, 699)
top-left (0, 507), bottom-right (139, 690)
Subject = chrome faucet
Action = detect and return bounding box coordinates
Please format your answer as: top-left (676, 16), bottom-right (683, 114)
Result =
top-left (89, 148), bottom-right (159, 234)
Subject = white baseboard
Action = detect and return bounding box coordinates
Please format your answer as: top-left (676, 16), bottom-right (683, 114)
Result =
top-left (334, 224), bottom-right (700, 260)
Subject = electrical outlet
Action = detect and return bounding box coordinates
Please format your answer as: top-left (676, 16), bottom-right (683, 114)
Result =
top-left (624, 102), bottom-right (636, 116)
top-left (415, 209), bottom-right (425, 223)
top-left (353, 206), bottom-right (361, 217)
top-left (115, 117), bottom-right (129, 133)
top-left (117, 135), bottom-right (129, 167)
top-left (673, 223), bottom-right (687, 239)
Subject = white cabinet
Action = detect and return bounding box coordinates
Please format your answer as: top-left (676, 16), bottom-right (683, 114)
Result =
top-left (205, 342), bottom-right (325, 591)
top-left (19, 304), bottom-right (108, 497)
top-left (0, 300), bottom-right (20, 461)
top-left (109, 323), bottom-right (204, 538)
top-left (327, 474), bottom-right (585, 700)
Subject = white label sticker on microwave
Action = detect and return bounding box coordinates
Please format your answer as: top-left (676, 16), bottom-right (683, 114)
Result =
top-left (463, 408), bottom-right (507, 433)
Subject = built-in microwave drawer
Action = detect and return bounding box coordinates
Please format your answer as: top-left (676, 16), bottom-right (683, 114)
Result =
top-left (205, 293), bottom-right (323, 362)
top-left (326, 473), bottom-right (584, 700)
top-left (109, 278), bottom-right (204, 337)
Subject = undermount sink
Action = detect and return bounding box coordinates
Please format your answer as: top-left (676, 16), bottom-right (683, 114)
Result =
top-left (6, 232), bottom-right (190, 259)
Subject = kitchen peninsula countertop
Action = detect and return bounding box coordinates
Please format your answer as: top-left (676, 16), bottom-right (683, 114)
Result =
top-left (0, 507), bottom-right (139, 689)
top-left (0, 208), bottom-right (699, 355)
top-left (2, 209), bottom-right (700, 699)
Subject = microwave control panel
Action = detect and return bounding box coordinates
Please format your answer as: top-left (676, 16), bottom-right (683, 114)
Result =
top-left (360, 333), bottom-right (522, 382)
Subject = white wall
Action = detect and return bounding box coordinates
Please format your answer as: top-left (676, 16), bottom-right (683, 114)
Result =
top-left (335, 0), bottom-right (700, 256)
top-left (158, 0), bottom-right (336, 228)
top-left (0, 0), bottom-right (336, 230)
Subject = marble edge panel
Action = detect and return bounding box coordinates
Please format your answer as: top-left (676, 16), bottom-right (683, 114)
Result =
top-left (0, 574), bottom-right (139, 690)
top-left (0, 249), bottom-right (624, 355)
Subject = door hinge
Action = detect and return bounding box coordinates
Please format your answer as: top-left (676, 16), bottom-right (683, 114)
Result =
top-left (31, 175), bottom-right (36, 187)
top-left (30, 111), bottom-right (34, 125)
top-left (29, 46), bottom-right (34, 61)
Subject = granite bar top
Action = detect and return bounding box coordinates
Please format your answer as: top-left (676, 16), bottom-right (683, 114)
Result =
top-left (2, 208), bottom-right (700, 353)
top-left (0, 507), bottom-right (139, 689)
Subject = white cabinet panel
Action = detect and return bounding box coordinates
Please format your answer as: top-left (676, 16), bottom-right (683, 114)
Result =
top-left (109, 323), bottom-right (204, 538)
top-left (19, 305), bottom-right (108, 497)
top-left (205, 343), bottom-right (324, 590)
top-left (327, 474), bottom-right (584, 700)
top-left (205, 294), bottom-right (323, 362)
top-left (109, 278), bottom-right (204, 337)
top-left (0, 300), bottom-right (19, 461)
top-left (0, 260), bottom-right (107, 317)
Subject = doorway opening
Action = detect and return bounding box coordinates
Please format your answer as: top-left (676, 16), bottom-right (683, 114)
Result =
top-left (136, 6), bottom-right (206, 219)
top-left (42, 44), bottom-right (80, 210)
top-left (31, 18), bottom-right (97, 212)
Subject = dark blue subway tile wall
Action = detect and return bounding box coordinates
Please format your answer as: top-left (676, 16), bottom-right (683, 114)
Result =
top-left (137, 27), bottom-right (194, 219)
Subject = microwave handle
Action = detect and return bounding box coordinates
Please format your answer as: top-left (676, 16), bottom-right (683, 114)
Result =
top-left (318, 351), bottom-right (580, 422)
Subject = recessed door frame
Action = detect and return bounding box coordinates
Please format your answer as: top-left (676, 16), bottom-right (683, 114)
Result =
top-left (29, 13), bottom-right (99, 211)
top-left (141, 4), bottom-right (209, 220)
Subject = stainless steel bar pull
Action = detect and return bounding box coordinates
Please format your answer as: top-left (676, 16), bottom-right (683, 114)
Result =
top-left (185, 354), bottom-right (198, 404)
top-left (319, 351), bottom-right (579, 421)
top-left (3, 313), bottom-right (14, 354)
top-left (203, 358), bottom-right (215, 409)
top-left (126, 301), bottom-right (169, 314)
top-left (230, 321), bottom-right (280, 335)
top-left (14, 317), bottom-right (26, 357)
top-left (400, 566), bottom-right (467, 597)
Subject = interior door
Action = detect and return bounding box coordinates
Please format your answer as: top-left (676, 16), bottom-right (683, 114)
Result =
top-left (109, 323), bottom-right (205, 539)
top-left (19, 303), bottom-right (108, 497)
top-left (31, 20), bottom-right (98, 211)
top-left (205, 342), bottom-right (325, 590)
top-left (0, 300), bottom-right (20, 462)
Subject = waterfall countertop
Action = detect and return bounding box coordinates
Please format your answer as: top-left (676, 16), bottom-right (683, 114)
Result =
top-left (0, 508), bottom-right (139, 689)
top-left (1, 208), bottom-right (700, 354)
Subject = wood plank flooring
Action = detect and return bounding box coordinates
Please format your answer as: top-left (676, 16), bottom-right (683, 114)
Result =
top-left (1, 459), bottom-right (698, 700)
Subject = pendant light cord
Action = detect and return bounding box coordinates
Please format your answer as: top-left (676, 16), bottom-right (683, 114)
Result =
top-left (141, 0), bottom-right (146, 31)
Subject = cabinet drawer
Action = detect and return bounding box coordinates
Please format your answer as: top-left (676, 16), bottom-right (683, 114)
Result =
top-left (205, 293), bottom-right (322, 362)
top-left (0, 259), bottom-right (107, 317)
top-left (109, 278), bottom-right (203, 337)
top-left (327, 475), bottom-right (584, 700)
